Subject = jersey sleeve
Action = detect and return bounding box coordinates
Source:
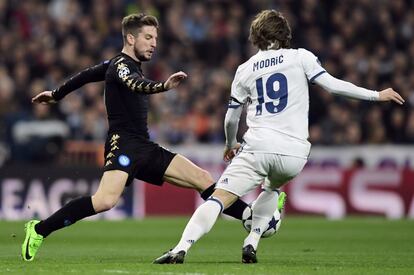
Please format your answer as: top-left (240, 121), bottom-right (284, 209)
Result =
top-left (52, 60), bottom-right (110, 100)
top-left (299, 48), bottom-right (326, 83)
top-left (114, 60), bottom-right (166, 94)
top-left (224, 105), bottom-right (243, 148)
top-left (230, 66), bottom-right (249, 104)
top-left (314, 72), bottom-right (379, 101)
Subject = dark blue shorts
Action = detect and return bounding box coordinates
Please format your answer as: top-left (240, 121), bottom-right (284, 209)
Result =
top-left (103, 131), bottom-right (176, 186)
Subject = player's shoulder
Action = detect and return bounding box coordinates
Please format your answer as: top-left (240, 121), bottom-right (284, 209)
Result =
top-left (235, 52), bottom-right (261, 77)
top-left (237, 57), bottom-right (252, 73)
top-left (108, 54), bottom-right (132, 68)
top-left (107, 54), bottom-right (137, 77)
top-left (296, 48), bottom-right (317, 58)
top-left (274, 48), bottom-right (314, 58)
top-left (231, 63), bottom-right (247, 82)
top-left (106, 54), bottom-right (121, 70)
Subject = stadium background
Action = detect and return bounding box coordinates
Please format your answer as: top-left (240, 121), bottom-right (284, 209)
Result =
top-left (0, 0), bottom-right (413, 220)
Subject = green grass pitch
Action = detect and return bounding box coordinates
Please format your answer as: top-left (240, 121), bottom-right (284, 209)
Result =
top-left (1, 217), bottom-right (414, 274)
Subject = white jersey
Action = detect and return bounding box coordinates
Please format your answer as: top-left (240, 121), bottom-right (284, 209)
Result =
top-left (230, 48), bottom-right (325, 158)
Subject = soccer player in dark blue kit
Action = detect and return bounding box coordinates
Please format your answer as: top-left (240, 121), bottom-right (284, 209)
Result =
top-left (23, 13), bottom-right (259, 261)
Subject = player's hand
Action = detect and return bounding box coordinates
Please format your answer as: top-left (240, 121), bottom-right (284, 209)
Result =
top-left (223, 143), bottom-right (241, 162)
top-left (164, 71), bottom-right (187, 90)
top-left (378, 88), bottom-right (405, 105)
top-left (32, 91), bottom-right (57, 105)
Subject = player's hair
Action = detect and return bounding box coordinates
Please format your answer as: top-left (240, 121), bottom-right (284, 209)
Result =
top-left (121, 13), bottom-right (159, 41)
top-left (249, 10), bottom-right (292, 50)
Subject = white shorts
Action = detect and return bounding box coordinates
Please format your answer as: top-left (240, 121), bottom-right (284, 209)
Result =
top-left (216, 151), bottom-right (307, 197)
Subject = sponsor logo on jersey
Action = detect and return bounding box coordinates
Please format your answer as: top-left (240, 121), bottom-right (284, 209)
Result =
top-left (118, 155), bottom-right (131, 167)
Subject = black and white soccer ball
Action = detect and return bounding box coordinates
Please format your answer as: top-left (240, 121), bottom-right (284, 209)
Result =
top-left (242, 204), bottom-right (282, 238)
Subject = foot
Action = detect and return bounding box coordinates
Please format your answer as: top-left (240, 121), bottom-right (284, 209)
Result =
top-left (242, 244), bottom-right (257, 264)
top-left (22, 220), bottom-right (44, 261)
top-left (153, 250), bottom-right (186, 264)
top-left (278, 191), bottom-right (287, 212)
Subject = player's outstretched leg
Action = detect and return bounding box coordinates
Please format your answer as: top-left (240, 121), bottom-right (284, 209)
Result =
top-left (164, 155), bottom-right (250, 221)
top-left (21, 171), bottom-right (128, 261)
top-left (22, 220), bottom-right (44, 261)
top-left (153, 250), bottom-right (186, 264)
top-left (154, 190), bottom-right (235, 264)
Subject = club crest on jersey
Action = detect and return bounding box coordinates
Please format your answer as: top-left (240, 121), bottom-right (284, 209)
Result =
top-left (118, 155), bottom-right (131, 167)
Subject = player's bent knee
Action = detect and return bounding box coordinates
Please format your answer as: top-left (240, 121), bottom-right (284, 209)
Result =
top-left (197, 169), bottom-right (214, 186)
top-left (186, 168), bottom-right (214, 190)
top-left (169, 154), bottom-right (214, 186)
top-left (100, 197), bottom-right (118, 212)
top-left (92, 195), bottom-right (119, 212)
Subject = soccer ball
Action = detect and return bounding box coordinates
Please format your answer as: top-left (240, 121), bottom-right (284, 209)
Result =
top-left (242, 204), bottom-right (282, 238)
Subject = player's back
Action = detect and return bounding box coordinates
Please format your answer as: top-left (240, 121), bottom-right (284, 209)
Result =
top-left (232, 48), bottom-right (325, 158)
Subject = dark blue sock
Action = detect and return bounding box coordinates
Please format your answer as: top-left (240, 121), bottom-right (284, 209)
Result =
top-left (35, 196), bottom-right (96, 237)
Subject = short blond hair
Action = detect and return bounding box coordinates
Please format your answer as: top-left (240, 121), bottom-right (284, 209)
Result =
top-left (249, 10), bottom-right (292, 50)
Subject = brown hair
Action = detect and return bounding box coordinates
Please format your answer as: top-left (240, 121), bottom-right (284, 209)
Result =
top-left (121, 13), bottom-right (159, 41)
top-left (249, 10), bottom-right (292, 50)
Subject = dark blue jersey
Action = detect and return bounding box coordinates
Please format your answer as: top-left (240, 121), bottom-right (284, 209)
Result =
top-left (52, 52), bottom-right (166, 139)
top-left (105, 53), bottom-right (166, 138)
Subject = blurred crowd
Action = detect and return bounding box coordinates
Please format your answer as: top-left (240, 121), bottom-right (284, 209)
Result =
top-left (0, 0), bottom-right (413, 164)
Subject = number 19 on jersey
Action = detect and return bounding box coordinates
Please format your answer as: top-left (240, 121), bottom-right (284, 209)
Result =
top-left (255, 73), bottom-right (288, 116)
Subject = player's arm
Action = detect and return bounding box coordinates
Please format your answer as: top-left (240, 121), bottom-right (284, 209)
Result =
top-left (314, 73), bottom-right (404, 104)
top-left (223, 67), bottom-right (247, 161)
top-left (301, 48), bottom-right (404, 105)
top-left (32, 61), bottom-right (109, 104)
top-left (223, 97), bottom-right (244, 161)
top-left (116, 62), bottom-right (187, 94)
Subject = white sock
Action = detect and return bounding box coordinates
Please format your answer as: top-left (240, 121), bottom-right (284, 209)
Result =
top-left (243, 191), bottom-right (279, 250)
top-left (172, 197), bottom-right (223, 253)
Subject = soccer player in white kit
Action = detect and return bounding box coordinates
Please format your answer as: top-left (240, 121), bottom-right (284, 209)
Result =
top-left (154, 10), bottom-right (404, 264)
